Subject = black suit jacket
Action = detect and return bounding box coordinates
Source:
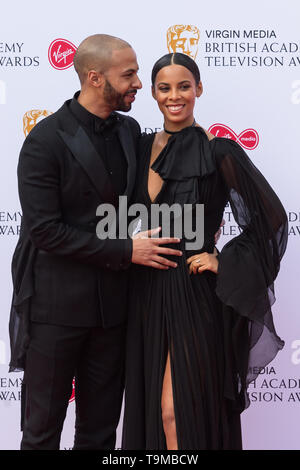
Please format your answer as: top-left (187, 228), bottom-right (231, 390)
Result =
top-left (9, 100), bottom-right (140, 370)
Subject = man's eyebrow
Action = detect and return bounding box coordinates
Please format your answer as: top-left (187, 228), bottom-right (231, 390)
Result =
top-left (122, 67), bottom-right (139, 74)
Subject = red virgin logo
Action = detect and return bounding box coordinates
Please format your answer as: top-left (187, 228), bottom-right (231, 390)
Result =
top-left (69, 378), bottom-right (75, 403)
top-left (208, 123), bottom-right (259, 150)
top-left (48, 38), bottom-right (77, 70)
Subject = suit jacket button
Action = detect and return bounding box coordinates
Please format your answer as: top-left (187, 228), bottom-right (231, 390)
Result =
top-left (106, 263), bottom-right (110, 268)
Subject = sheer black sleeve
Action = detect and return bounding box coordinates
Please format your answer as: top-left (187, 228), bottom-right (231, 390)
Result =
top-left (214, 138), bottom-right (288, 409)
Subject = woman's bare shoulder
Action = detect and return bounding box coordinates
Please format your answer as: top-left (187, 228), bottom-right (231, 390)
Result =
top-left (201, 127), bottom-right (216, 141)
top-left (195, 124), bottom-right (215, 141)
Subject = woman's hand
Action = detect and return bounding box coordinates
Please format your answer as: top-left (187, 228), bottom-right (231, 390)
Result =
top-left (187, 247), bottom-right (219, 275)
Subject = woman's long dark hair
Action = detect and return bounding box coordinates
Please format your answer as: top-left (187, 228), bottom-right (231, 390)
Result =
top-left (151, 53), bottom-right (201, 86)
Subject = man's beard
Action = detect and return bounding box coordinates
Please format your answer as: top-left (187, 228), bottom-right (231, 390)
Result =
top-left (103, 79), bottom-right (132, 112)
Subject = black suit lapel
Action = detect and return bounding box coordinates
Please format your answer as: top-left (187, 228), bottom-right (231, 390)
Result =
top-left (117, 124), bottom-right (136, 199)
top-left (57, 126), bottom-right (117, 206)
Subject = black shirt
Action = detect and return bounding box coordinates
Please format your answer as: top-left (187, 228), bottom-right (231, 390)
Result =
top-left (69, 92), bottom-right (128, 196)
top-left (69, 92), bottom-right (133, 271)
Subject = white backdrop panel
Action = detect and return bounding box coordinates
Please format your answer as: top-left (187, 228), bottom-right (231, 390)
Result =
top-left (0, 0), bottom-right (299, 450)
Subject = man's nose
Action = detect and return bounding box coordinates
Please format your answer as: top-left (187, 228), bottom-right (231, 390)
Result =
top-left (133, 74), bottom-right (142, 89)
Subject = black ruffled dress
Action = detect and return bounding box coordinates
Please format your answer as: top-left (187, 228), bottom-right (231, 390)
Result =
top-left (122, 127), bottom-right (288, 450)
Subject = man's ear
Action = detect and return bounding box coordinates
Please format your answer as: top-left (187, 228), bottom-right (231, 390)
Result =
top-left (196, 81), bottom-right (203, 98)
top-left (87, 70), bottom-right (105, 88)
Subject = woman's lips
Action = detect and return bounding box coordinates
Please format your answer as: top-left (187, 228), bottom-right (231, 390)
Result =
top-left (166, 104), bottom-right (185, 114)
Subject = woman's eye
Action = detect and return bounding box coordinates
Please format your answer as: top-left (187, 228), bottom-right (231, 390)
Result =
top-left (159, 87), bottom-right (169, 92)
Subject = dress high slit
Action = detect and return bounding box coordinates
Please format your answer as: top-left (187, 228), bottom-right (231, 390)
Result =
top-left (122, 127), bottom-right (288, 450)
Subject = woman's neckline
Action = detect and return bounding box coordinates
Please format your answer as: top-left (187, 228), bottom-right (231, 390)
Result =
top-left (163, 119), bottom-right (196, 135)
top-left (147, 125), bottom-right (216, 144)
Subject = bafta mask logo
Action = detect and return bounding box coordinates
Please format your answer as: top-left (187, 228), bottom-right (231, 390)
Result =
top-left (23, 109), bottom-right (53, 136)
top-left (167, 25), bottom-right (200, 59)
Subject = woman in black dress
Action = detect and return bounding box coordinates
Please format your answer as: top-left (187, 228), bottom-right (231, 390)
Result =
top-left (122, 53), bottom-right (288, 450)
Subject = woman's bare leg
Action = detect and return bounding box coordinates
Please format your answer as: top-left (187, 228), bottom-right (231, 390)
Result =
top-left (161, 352), bottom-right (178, 450)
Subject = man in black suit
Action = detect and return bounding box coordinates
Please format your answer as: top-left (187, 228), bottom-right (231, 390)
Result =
top-left (9, 34), bottom-right (182, 450)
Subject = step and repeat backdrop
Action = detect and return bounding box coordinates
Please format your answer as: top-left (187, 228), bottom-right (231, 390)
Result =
top-left (0, 0), bottom-right (299, 450)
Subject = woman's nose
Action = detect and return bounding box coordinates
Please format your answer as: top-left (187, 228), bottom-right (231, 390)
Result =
top-left (169, 88), bottom-right (180, 100)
